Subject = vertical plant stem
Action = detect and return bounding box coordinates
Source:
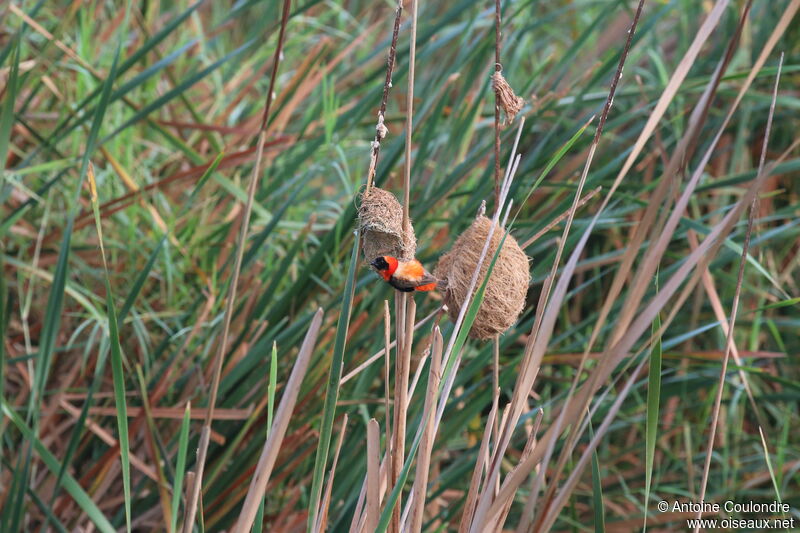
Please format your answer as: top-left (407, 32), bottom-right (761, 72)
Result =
top-left (492, 336), bottom-right (500, 455)
top-left (366, 419), bottom-right (381, 533)
top-left (384, 300), bottom-right (393, 485)
top-left (694, 53), bottom-right (783, 529)
top-left (315, 414), bottom-right (349, 532)
top-left (409, 327), bottom-right (442, 533)
top-left (402, 0), bottom-right (418, 233)
top-left (493, 0), bottom-right (502, 213)
top-left (391, 295), bottom-right (415, 532)
top-left (184, 1), bottom-right (292, 530)
top-left (366, 0), bottom-right (405, 190)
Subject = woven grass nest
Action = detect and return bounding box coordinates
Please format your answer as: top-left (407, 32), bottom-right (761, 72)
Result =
top-left (435, 215), bottom-right (530, 339)
top-left (358, 187), bottom-right (416, 262)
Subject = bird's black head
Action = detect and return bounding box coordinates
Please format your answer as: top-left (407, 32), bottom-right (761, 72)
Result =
top-left (370, 256), bottom-right (389, 271)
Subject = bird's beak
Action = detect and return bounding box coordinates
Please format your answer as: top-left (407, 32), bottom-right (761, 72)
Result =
top-left (369, 258), bottom-right (379, 269)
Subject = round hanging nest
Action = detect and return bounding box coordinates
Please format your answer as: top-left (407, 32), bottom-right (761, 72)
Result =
top-left (358, 187), bottom-right (416, 262)
top-left (435, 215), bottom-right (529, 339)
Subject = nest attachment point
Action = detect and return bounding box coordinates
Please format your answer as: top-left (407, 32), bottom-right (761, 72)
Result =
top-left (358, 187), bottom-right (416, 262)
top-left (435, 215), bottom-right (530, 339)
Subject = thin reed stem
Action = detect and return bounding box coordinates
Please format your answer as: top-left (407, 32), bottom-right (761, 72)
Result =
top-left (402, 0), bottom-right (419, 234)
top-left (493, 0), bottom-right (502, 214)
top-left (366, 0), bottom-right (405, 190)
top-left (694, 52), bottom-right (783, 529)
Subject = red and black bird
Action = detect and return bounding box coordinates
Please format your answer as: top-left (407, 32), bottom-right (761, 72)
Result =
top-left (371, 256), bottom-right (437, 292)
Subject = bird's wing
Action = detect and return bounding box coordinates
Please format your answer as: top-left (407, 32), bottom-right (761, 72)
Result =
top-left (389, 272), bottom-right (437, 291)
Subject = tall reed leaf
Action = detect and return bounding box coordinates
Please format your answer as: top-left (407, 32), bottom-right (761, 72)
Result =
top-left (589, 419), bottom-right (606, 533)
top-left (0, 38), bottom-right (19, 195)
top-left (307, 235), bottom-right (359, 531)
top-left (643, 299), bottom-right (662, 531)
top-left (170, 403), bottom-right (192, 533)
top-left (87, 164), bottom-right (132, 531)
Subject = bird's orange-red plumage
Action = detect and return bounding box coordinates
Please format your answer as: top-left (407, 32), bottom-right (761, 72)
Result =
top-left (371, 256), bottom-right (437, 292)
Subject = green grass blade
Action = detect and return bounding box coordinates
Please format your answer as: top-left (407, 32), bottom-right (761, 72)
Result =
top-left (253, 497), bottom-right (266, 533)
top-left (88, 163), bottom-right (132, 532)
top-left (0, 38), bottom-right (19, 191)
top-left (0, 252), bottom-right (11, 533)
top-left (0, 239), bottom-right (6, 460)
top-left (307, 235), bottom-right (359, 532)
top-left (170, 402), bottom-right (192, 533)
top-left (109, 301), bottom-right (131, 532)
top-left (643, 306), bottom-right (662, 532)
top-left (268, 341), bottom-right (278, 435)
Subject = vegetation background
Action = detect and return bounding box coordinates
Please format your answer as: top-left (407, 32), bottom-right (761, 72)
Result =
top-left (1, 0), bottom-right (798, 531)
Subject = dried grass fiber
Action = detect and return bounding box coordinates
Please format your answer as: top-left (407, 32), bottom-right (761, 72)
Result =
top-left (359, 187), bottom-right (416, 262)
top-left (435, 215), bottom-right (529, 339)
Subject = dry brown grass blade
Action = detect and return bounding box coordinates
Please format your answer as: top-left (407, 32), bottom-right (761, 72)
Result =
top-left (351, 453), bottom-right (390, 533)
top-left (478, 23), bottom-right (792, 516)
top-left (409, 326), bottom-right (443, 533)
top-left (525, 2), bottom-right (796, 519)
top-left (231, 308), bottom-right (323, 533)
top-left (693, 235), bottom-right (761, 410)
top-left (488, 410), bottom-right (542, 532)
top-left (532, 2), bottom-right (760, 504)
top-left (315, 414), bottom-right (349, 533)
top-left (390, 294), bottom-right (416, 532)
top-left (694, 51), bottom-right (786, 529)
top-left (513, 408), bottom-right (545, 533)
top-left (383, 300), bottom-right (393, 487)
top-left (586, 0), bottom-right (737, 354)
top-left (469, 405), bottom-right (513, 532)
top-left (490, 0), bottom-right (644, 504)
top-left (485, 161), bottom-right (779, 524)
top-left (366, 419), bottom-right (381, 533)
top-left (458, 402), bottom-right (498, 533)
